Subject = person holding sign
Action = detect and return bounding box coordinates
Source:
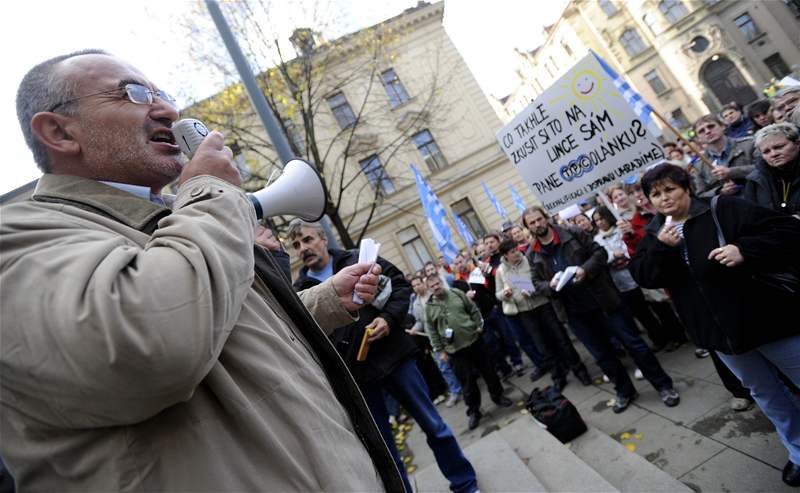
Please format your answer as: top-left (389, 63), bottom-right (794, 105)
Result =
top-left (522, 206), bottom-right (680, 414)
top-left (495, 239), bottom-right (591, 391)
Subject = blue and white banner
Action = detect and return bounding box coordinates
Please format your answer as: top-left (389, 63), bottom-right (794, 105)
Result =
top-left (509, 185), bottom-right (527, 213)
top-left (481, 181), bottom-right (508, 221)
top-left (410, 164), bottom-right (460, 263)
top-left (452, 212), bottom-right (475, 247)
top-left (592, 50), bottom-right (662, 138)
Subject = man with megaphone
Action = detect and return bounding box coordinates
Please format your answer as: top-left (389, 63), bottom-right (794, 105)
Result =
top-left (0, 50), bottom-right (406, 492)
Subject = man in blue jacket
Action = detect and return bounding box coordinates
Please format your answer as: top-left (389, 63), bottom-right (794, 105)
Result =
top-left (290, 220), bottom-right (477, 493)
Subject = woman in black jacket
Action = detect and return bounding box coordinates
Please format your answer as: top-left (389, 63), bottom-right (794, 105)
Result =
top-left (629, 163), bottom-right (800, 486)
top-left (744, 122), bottom-right (800, 217)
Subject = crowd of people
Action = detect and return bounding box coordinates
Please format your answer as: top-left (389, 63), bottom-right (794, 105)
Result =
top-left (1, 47), bottom-right (799, 492)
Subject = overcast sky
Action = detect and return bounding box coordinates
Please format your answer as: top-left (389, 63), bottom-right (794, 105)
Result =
top-left (1, 0), bottom-right (567, 194)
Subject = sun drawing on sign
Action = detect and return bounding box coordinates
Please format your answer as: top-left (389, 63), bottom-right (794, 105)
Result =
top-left (549, 69), bottom-right (622, 118)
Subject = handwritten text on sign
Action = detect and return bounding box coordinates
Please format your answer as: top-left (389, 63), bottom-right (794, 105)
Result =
top-left (496, 53), bottom-right (663, 213)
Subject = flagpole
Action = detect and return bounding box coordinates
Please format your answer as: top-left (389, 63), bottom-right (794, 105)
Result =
top-left (649, 109), bottom-right (714, 173)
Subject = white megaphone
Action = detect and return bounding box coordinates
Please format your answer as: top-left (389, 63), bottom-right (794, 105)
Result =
top-left (172, 118), bottom-right (327, 221)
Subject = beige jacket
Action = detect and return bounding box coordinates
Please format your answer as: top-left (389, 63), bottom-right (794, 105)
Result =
top-left (0, 174), bottom-right (402, 492)
top-left (494, 255), bottom-right (549, 316)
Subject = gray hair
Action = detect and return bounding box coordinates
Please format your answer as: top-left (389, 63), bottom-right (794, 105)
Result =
top-left (754, 122), bottom-right (800, 147)
top-left (286, 218), bottom-right (326, 242)
top-left (773, 86), bottom-right (800, 101)
top-left (16, 49), bottom-right (110, 172)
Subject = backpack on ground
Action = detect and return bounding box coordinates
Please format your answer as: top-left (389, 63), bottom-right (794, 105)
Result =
top-left (525, 386), bottom-right (587, 443)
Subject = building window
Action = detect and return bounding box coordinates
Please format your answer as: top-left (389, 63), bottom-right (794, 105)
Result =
top-left (549, 55), bottom-right (559, 71)
top-left (381, 68), bottom-right (410, 108)
top-left (599, 0), bottom-right (618, 17)
top-left (658, 0), bottom-right (689, 23)
top-left (764, 53), bottom-right (791, 78)
top-left (398, 225), bottom-right (432, 273)
top-left (644, 69), bottom-right (669, 95)
top-left (412, 130), bottom-right (448, 172)
top-left (451, 198), bottom-right (486, 241)
top-left (326, 92), bottom-right (356, 129)
top-left (670, 109), bottom-right (691, 129)
top-left (283, 119), bottom-right (305, 155)
top-left (643, 13), bottom-right (658, 35)
top-left (359, 155), bottom-right (395, 195)
top-left (734, 13), bottom-right (760, 41)
top-left (561, 39), bottom-right (573, 56)
top-left (620, 29), bottom-right (647, 57)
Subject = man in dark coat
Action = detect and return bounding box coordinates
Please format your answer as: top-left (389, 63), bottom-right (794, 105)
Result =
top-left (522, 206), bottom-right (679, 414)
top-left (290, 220), bottom-right (478, 493)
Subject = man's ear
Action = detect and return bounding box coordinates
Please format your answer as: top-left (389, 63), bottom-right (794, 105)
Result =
top-left (30, 112), bottom-right (81, 157)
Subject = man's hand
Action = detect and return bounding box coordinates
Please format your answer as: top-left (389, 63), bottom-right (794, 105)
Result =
top-left (708, 244), bottom-right (744, 267)
top-left (573, 266), bottom-right (587, 283)
top-left (366, 317), bottom-right (390, 342)
top-left (332, 263), bottom-right (382, 312)
top-left (439, 352), bottom-right (449, 363)
top-left (466, 290), bottom-right (476, 299)
top-left (618, 219), bottom-right (633, 235)
top-left (254, 225), bottom-right (282, 252)
top-left (178, 131), bottom-right (241, 187)
top-left (720, 180), bottom-right (740, 196)
top-left (503, 287), bottom-right (513, 298)
top-left (711, 165), bottom-right (731, 181)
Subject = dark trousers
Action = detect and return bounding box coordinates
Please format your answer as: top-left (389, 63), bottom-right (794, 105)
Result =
top-left (620, 288), bottom-right (669, 346)
top-left (482, 306), bottom-right (522, 373)
top-left (509, 303), bottom-right (587, 378)
top-left (568, 307), bottom-right (673, 398)
top-left (363, 359), bottom-right (477, 493)
top-left (649, 301), bottom-right (688, 344)
top-left (450, 338), bottom-right (505, 417)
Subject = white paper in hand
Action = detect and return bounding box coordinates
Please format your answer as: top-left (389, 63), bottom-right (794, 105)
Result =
top-left (555, 266), bottom-right (578, 292)
top-left (353, 238), bottom-right (381, 304)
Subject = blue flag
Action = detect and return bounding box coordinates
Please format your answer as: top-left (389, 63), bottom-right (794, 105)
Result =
top-left (591, 50), bottom-right (662, 138)
top-left (452, 212), bottom-right (475, 247)
top-left (481, 181), bottom-right (508, 221)
top-left (410, 164), bottom-right (460, 263)
top-left (509, 186), bottom-right (527, 213)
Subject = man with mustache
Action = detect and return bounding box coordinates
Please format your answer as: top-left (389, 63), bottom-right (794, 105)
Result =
top-left (1, 50), bottom-right (403, 491)
top-left (290, 220), bottom-right (478, 493)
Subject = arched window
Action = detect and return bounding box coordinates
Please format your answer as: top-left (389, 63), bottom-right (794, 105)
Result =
top-left (642, 13), bottom-right (658, 35)
top-left (620, 29), bottom-right (647, 56)
top-left (659, 0), bottom-right (689, 23)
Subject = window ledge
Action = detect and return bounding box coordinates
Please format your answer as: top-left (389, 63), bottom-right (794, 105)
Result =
top-left (390, 95), bottom-right (416, 111)
top-left (747, 32), bottom-right (767, 44)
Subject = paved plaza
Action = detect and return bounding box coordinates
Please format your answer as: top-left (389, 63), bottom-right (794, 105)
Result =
top-left (404, 343), bottom-right (794, 492)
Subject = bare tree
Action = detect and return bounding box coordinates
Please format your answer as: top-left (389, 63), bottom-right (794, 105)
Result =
top-left (177, 0), bottom-right (454, 248)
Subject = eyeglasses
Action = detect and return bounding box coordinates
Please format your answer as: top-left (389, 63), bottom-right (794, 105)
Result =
top-left (48, 83), bottom-right (177, 112)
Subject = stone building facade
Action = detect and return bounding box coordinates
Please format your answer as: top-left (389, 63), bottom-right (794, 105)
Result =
top-left (498, 0), bottom-right (800, 131)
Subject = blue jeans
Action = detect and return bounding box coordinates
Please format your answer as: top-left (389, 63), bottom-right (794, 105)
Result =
top-left (717, 335), bottom-right (800, 464)
top-left (435, 350), bottom-right (462, 395)
top-left (362, 359), bottom-right (477, 493)
top-left (568, 307), bottom-right (673, 397)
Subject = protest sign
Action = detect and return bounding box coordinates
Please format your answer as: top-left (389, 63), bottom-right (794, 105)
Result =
top-left (496, 52), bottom-right (664, 213)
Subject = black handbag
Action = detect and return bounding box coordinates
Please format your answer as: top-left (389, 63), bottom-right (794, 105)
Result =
top-left (710, 196), bottom-right (800, 295)
top-left (525, 386), bottom-right (587, 443)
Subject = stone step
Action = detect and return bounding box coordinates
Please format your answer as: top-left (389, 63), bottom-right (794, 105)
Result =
top-left (497, 416), bottom-right (619, 493)
top-left (568, 426), bottom-right (693, 493)
top-left (412, 429), bottom-right (547, 493)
